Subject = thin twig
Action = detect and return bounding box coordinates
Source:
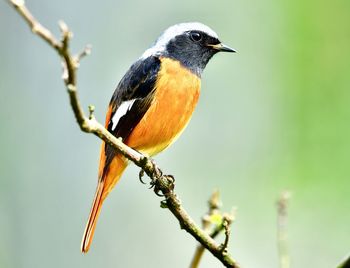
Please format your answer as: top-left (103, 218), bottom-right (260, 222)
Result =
top-left (190, 191), bottom-right (236, 268)
top-left (74, 44), bottom-right (92, 67)
top-left (220, 213), bottom-right (234, 254)
top-left (88, 105), bottom-right (95, 120)
top-left (9, 0), bottom-right (61, 50)
top-left (191, 191), bottom-right (221, 268)
top-left (277, 191), bottom-right (291, 268)
top-left (9, 1), bottom-right (239, 267)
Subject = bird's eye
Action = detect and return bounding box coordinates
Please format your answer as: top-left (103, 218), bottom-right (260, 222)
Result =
top-left (190, 32), bottom-right (202, 42)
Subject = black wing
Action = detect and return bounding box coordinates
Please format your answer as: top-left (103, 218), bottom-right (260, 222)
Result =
top-left (104, 56), bottom-right (161, 170)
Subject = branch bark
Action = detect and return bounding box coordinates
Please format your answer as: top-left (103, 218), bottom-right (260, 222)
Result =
top-left (8, 1), bottom-right (239, 267)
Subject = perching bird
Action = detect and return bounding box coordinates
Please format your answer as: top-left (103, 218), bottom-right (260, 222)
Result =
top-left (81, 22), bottom-right (235, 253)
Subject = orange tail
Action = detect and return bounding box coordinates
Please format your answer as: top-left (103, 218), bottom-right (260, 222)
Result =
top-left (81, 155), bottom-right (127, 253)
top-left (81, 180), bottom-right (105, 253)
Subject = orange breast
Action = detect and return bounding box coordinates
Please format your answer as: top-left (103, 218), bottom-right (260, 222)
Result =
top-left (126, 57), bottom-right (201, 156)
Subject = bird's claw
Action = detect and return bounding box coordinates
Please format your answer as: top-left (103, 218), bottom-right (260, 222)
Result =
top-left (153, 185), bottom-right (165, 197)
top-left (152, 174), bottom-right (175, 196)
top-left (149, 166), bottom-right (163, 196)
top-left (139, 169), bottom-right (146, 184)
top-left (164, 174), bottom-right (175, 188)
top-left (138, 160), bottom-right (175, 196)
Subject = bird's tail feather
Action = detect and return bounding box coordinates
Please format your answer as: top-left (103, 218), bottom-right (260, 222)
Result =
top-left (81, 180), bottom-right (105, 253)
top-left (81, 155), bottom-right (127, 253)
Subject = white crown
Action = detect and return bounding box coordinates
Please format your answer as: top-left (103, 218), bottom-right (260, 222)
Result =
top-left (141, 22), bottom-right (219, 59)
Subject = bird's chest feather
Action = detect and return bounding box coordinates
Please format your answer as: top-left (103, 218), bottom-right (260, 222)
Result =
top-left (126, 57), bottom-right (201, 155)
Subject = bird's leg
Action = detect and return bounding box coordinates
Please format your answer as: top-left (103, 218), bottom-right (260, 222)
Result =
top-left (149, 159), bottom-right (163, 187)
top-left (152, 159), bottom-right (163, 177)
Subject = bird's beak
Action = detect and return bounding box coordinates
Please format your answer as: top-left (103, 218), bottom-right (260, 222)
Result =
top-left (208, 43), bottom-right (236, 53)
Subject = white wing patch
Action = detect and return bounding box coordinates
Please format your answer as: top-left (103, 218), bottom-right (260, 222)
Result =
top-left (111, 99), bottom-right (136, 131)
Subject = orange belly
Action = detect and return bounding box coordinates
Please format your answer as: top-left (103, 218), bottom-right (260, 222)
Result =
top-left (126, 57), bottom-right (201, 156)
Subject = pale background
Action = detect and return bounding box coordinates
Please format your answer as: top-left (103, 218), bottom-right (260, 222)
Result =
top-left (1, 0), bottom-right (349, 267)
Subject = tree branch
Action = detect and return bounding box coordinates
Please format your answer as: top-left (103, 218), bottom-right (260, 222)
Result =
top-left (277, 191), bottom-right (291, 268)
top-left (9, 1), bottom-right (239, 267)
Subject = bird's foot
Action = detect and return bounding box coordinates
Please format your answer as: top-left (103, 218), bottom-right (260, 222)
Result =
top-left (150, 161), bottom-right (175, 196)
top-left (139, 160), bottom-right (175, 196)
top-left (152, 174), bottom-right (175, 197)
top-left (164, 174), bottom-right (175, 188)
top-left (149, 160), bottom-right (163, 195)
top-left (138, 159), bottom-right (162, 185)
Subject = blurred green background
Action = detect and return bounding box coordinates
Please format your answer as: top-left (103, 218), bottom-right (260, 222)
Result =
top-left (1, 0), bottom-right (350, 267)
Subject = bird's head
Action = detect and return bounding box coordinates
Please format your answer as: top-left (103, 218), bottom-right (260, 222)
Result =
top-left (142, 22), bottom-right (235, 76)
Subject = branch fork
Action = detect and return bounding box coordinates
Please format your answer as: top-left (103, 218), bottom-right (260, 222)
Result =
top-left (190, 191), bottom-right (236, 268)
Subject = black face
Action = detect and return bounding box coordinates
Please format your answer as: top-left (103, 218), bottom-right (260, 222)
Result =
top-left (164, 30), bottom-right (222, 76)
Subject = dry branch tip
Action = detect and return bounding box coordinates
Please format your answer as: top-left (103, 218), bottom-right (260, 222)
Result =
top-left (220, 214), bottom-right (233, 253)
top-left (75, 44), bottom-right (92, 65)
top-left (10, 0), bottom-right (24, 7)
top-left (88, 105), bottom-right (95, 120)
top-left (209, 189), bottom-right (221, 210)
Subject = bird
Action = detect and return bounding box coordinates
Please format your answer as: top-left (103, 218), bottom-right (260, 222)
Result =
top-left (81, 22), bottom-right (235, 253)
